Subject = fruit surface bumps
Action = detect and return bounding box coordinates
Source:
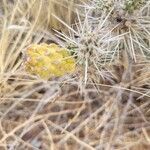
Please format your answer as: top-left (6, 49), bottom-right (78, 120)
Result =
top-left (24, 43), bottom-right (76, 79)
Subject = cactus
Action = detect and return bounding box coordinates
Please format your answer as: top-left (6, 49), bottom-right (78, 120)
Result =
top-left (124, 0), bottom-right (147, 13)
top-left (91, 0), bottom-right (150, 62)
top-left (24, 43), bottom-right (76, 79)
top-left (1, 1), bottom-right (150, 149)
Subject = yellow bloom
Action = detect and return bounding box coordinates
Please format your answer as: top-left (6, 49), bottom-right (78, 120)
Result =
top-left (24, 43), bottom-right (76, 79)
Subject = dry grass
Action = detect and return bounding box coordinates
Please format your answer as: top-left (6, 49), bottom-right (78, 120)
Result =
top-left (0, 0), bottom-right (150, 150)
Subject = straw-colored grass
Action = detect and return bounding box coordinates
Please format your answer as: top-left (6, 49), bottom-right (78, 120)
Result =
top-left (0, 0), bottom-right (150, 150)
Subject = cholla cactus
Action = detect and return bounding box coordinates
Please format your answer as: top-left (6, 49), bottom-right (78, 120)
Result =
top-left (24, 43), bottom-right (76, 79)
top-left (92, 0), bottom-right (113, 12)
top-left (124, 0), bottom-right (148, 13)
top-left (62, 14), bottom-right (121, 84)
top-left (92, 0), bottom-right (148, 14)
top-left (91, 0), bottom-right (150, 61)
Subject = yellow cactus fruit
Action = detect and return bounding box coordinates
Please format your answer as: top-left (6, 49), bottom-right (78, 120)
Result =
top-left (24, 43), bottom-right (76, 79)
